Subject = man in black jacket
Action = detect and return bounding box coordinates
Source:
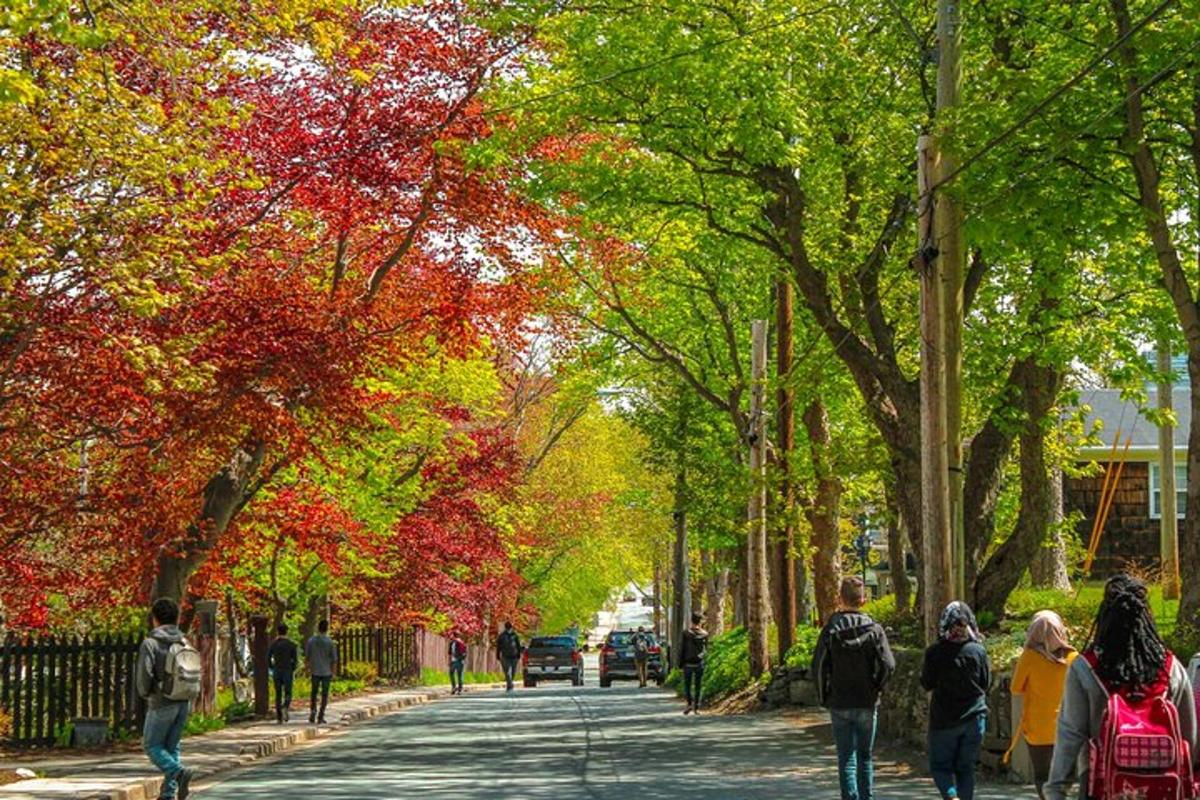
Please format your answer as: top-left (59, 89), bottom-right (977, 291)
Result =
top-left (268, 623), bottom-right (299, 724)
top-left (812, 577), bottom-right (896, 800)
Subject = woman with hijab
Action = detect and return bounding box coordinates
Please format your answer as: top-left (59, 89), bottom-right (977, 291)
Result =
top-left (1007, 611), bottom-right (1076, 800)
top-left (921, 601), bottom-right (992, 800)
top-left (1044, 573), bottom-right (1197, 800)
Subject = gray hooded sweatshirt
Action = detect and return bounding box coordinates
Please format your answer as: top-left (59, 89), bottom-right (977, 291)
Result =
top-left (1045, 654), bottom-right (1197, 800)
top-left (136, 625), bottom-right (189, 709)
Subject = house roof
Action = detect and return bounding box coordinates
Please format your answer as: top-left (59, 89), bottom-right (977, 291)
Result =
top-left (1073, 388), bottom-right (1189, 459)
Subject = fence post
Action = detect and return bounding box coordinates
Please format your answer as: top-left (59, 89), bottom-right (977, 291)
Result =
top-left (251, 616), bottom-right (269, 718)
top-left (374, 629), bottom-right (384, 680)
top-left (194, 600), bottom-right (219, 716)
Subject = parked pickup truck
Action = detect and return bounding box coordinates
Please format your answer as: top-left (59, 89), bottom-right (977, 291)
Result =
top-left (522, 636), bottom-right (584, 687)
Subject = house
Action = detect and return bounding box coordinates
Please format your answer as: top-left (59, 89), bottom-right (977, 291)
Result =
top-left (1064, 386), bottom-right (1189, 575)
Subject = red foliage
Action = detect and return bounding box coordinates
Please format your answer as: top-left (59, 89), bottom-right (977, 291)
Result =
top-left (0, 2), bottom-right (553, 630)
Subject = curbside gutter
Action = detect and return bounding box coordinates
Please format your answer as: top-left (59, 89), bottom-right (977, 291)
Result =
top-left (0, 683), bottom-right (505, 800)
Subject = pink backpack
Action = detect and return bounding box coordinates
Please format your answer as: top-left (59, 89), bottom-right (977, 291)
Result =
top-left (1084, 651), bottom-right (1195, 800)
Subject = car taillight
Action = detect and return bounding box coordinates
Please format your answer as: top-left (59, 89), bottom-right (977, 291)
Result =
top-left (648, 646), bottom-right (661, 654)
top-left (572, 650), bottom-right (581, 664)
top-left (521, 651), bottom-right (528, 666)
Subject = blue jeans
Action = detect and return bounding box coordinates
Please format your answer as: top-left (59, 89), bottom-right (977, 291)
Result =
top-left (929, 714), bottom-right (987, 800)
top-left (683, 665), bottom-right (703, 707)
top-left (831, 707), bottom-right (878, 800)
top-left (501, 657), bottom-right (518, 690)
top-left (143, 701), bottom-right (190, 798)
top-left (450, 659), bottom-right (465, 691)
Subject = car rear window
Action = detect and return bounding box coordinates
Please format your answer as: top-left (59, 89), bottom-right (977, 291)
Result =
top-left (530, 636), bottom-right (575, 648)
top-left (607, 632), bottom-right (657, 646)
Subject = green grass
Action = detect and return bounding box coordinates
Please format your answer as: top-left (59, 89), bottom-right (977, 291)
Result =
top-left (419, 667), bottom-right (505, 686)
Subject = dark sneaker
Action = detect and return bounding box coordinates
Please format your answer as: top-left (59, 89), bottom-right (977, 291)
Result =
top-left (176, 767), bottom-right (194, 800)
top-left (682, 707), bottom-right (691, 715)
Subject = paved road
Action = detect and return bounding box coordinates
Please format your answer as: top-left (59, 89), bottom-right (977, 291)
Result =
top-left (199, 683), bottom-right (1027, 799)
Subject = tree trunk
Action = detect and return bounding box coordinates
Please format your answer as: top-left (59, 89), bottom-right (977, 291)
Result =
top-left (885, 485), bottom-right (911, 611)
top-left (299, 593), bottom-right (324, 643)
top-left (775, 276), bottom-right (797, 655)
top-left (794, 527), bottom-right (812, 626)
top-left (702, 550), bottom-right (729, 637)
top-left (731, 559), bottom-right (747, 629)
top-left (152, 440), bottom-right (266, 604)
top-left (1030, 467), bottom-right (1071, 590)
top-left (1106, 0), bottom-right (1200, 633)
top-left (803, 399), bottom-right (843, 622)
top-left (973, 364), bottom-right (1063, 618)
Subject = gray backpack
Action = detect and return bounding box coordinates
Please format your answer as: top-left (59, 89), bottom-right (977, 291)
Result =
top-left (156, 639), bottom-right (203, 701)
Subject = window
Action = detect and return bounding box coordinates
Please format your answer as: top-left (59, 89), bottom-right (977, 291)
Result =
top-left (1149, 463), bottom-right (1187, 519)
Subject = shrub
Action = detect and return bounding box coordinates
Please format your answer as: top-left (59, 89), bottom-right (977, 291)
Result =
top-left (340, 661), bottom-right (378, 684)
top-left (222, 700), bottom-right (254, 724)
top-left (695, 627), bottom-right (756, 702)
top-left (183, 712), bottom-right (225, 736)
top-left (420, 667), bottom-right (450, 686)
top-left (783, 625), bottom-right (822, 670)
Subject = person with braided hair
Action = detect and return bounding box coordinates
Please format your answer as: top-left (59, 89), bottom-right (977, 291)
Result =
top-left (1045, 573), bottom-right (1198, 800)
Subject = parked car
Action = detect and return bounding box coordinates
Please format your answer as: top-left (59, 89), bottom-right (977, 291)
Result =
top-left (621, 592), bottom-right (637, 603)
top-left (599, 630), bottom-right (665, 688)
top-left (522, 635), bottom-right (584, 687)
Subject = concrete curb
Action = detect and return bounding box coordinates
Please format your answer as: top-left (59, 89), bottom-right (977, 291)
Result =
top-left (0, 683), bottom-right (504, 800)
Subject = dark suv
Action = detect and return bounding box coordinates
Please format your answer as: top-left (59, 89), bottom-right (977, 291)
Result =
top-left (599, 630), bottom-right (665, 687)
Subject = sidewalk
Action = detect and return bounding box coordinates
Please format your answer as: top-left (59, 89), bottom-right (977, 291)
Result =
top-left (0, 682), bottom-right (498, 800)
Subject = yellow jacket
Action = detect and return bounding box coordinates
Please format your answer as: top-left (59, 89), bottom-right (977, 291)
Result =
top-left (1011, 647), bottom-right (1077, 745)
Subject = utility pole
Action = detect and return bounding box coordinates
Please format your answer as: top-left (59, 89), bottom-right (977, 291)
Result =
top-left (1158, 345), bottom-right (1180, 599)
top-left (936, 0), bottom-right (966, 602)
top-left (918, 136), bottom-right (953, 643)
top-left (747, 320), bottom-right (770, 677)
top-left (776, 278), bottom-right (797, 657)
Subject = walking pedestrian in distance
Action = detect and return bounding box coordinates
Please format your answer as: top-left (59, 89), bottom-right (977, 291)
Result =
top-left (632, 626), bottom-right (651, 688)
top-left (448, 631), bottom-right (467, 695)
top-left (680, 612), bottom-right (709, 715)
top-left (305, 619), bottom-right (338, 724)
top-left (1045, 573), bottom-right (1197, 800)
top-left (812, 576), bottom-right (896, 800)
top-left (269, 622), bottom-right (299, 724)
top-left (496, 622), bottom-right (522, 692)
top-left (1006, 611), bottom-right (1076, 800)
top-left (921, 601), bottom-right (991, 800)
top-left (136, 597), bottom-right (200, 800)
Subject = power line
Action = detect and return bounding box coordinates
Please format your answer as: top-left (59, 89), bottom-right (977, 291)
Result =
top-left (928, 0), bottom-right (1179, 196)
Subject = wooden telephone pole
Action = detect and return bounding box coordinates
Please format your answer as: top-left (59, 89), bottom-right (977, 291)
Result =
top-left (747, 320), bottom-right (770, 677)
top-left (937, 0), bottom-right (966, 603)
top-left (776, 279), bottom-right (797, 656)
top-left (918, 137), bottom-right (954, 643)
top-left (918, 0), bottom-right (965, 641)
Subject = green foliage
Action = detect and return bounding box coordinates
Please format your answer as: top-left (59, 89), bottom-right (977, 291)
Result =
top-left (419, 667), bottom-right (504, 686)
top-left (783, 625), bottom-right (822, 670)
top-left (222, 701), bottom-right (254, 724)
top-left (340, 661), bottom-right (379, 684)
top-left (183, 712), bottom-right (226, 737)
top-left (53, 721), bottom-right (73, 747)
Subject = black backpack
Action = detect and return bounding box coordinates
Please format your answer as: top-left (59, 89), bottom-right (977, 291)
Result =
top-left (499, 631), bottom-right (520, 659)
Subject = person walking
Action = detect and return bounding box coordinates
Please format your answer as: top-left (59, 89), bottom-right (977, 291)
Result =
top-left (136, 598), bottom-right (198, 800)
top-left (632, 626), bottom-right (651, 688)
top-left (1045, 573), bottom-right (1198, 800)
top-left (496, 622), bottom-right (522, 692)
top-left (921, 601), bottom-right (991, 800)
top-left (680, 612), bottom-right (709, 715)
top-left (1006, 611), bottom-right (1076, 800)
top-left (305, 619), bottom-right (338, 724)
top-left (269, 622), bottom-right (299, 724)
top-left (813, 576), bottom-right (896, 800)
top-left (448, 632), bottom-right (467, 695)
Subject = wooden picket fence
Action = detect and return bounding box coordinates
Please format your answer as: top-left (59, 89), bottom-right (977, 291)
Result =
top-left (1, 625), bottom-right (460, 747)
top-left (0, 633), bottom-right (143, 747)
top-left (336, 627), bottom-right (420, 680)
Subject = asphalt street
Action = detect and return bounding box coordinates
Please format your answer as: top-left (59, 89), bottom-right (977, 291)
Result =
top-left (197, 680), bottom-right (1027, 799)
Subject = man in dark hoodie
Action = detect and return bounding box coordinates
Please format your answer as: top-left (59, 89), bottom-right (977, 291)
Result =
top-left (680, 612), bottom-right (709, 715)
top-left (136, 598), bottom-right (195, 800)
top-left (813, 577), bottom-right (896, 800)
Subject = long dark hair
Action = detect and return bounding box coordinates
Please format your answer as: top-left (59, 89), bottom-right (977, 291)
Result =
top-left (1084, 573), bottom-right (1168, 688)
